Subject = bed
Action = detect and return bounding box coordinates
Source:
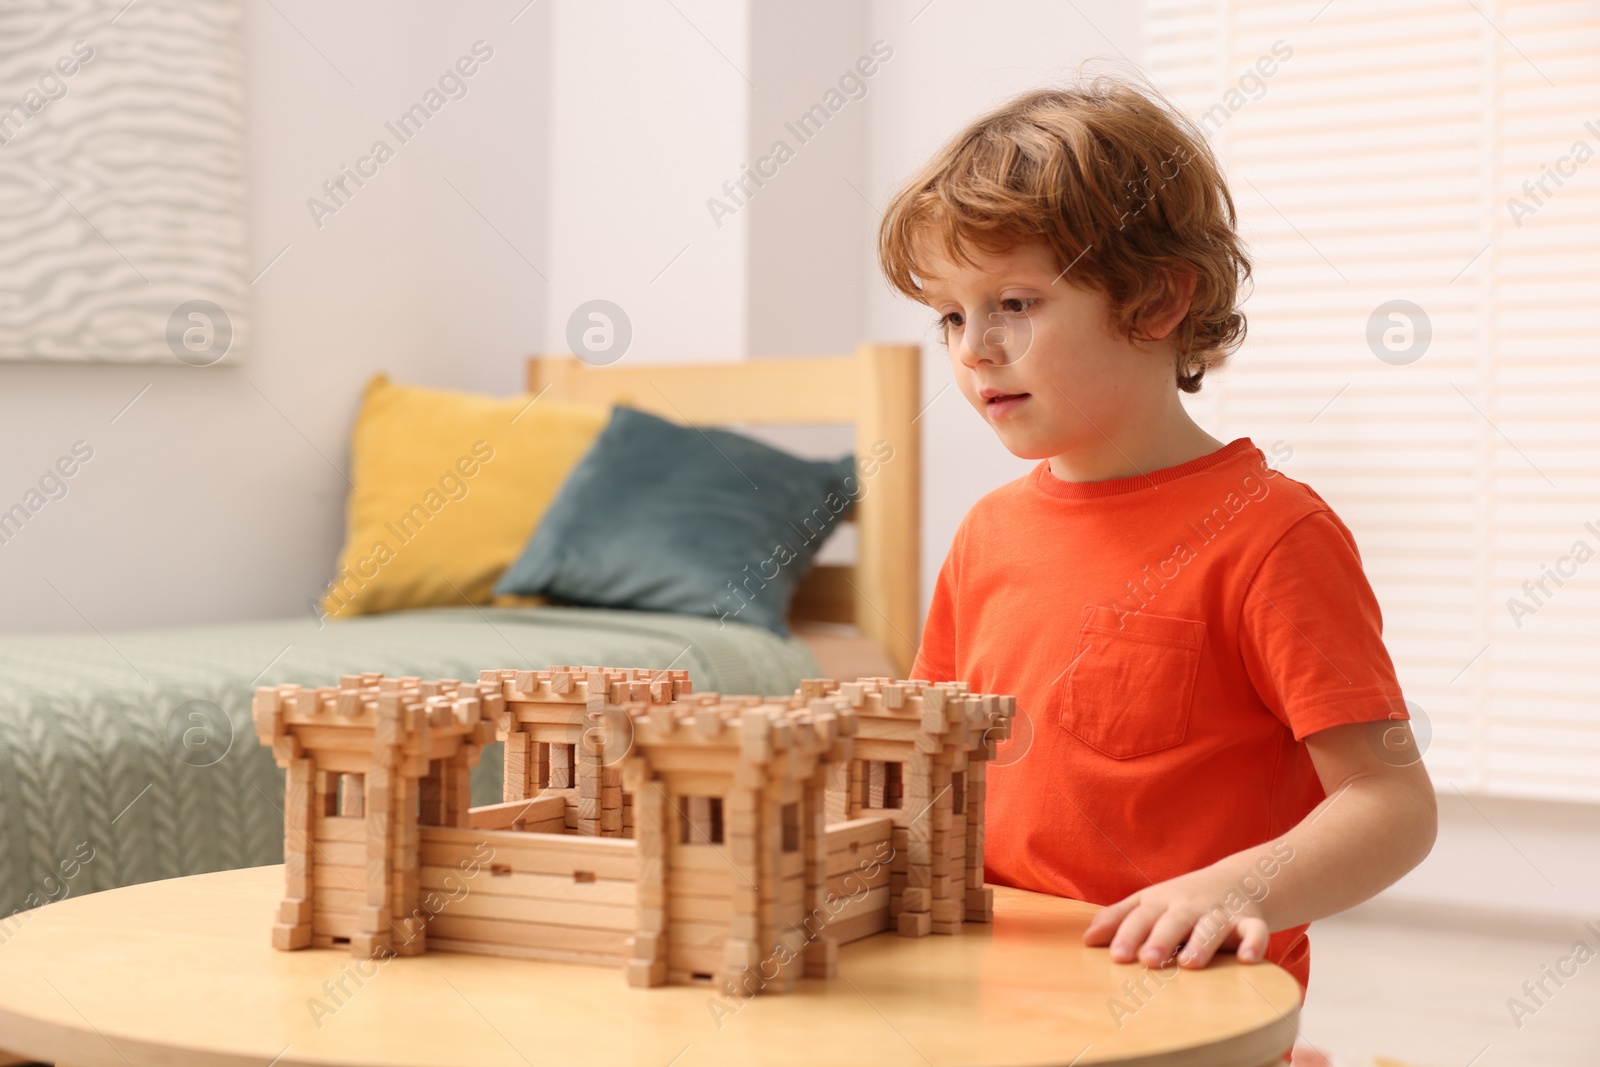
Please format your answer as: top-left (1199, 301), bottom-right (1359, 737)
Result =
top-left (0, 344), bottom-right (921, 918)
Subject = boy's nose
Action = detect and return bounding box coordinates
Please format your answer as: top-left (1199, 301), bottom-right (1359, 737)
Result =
top-left (955, 330), bottom-right (998, 368)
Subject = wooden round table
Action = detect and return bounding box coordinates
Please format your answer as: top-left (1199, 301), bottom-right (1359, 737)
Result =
top-left (0, 866), bottom-right (1298, 1066)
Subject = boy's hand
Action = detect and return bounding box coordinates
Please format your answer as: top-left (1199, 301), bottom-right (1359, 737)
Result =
top-left (1081, 721), bottom-right (1438, 975)
top-left (1082, 864), bottom-right (1270, 969)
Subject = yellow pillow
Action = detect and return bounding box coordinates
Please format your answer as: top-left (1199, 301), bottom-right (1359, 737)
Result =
top-left (319, 375), bottom-right (609, 619)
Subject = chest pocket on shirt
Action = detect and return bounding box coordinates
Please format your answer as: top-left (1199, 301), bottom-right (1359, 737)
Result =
top-left (1056, 605), bottom-right (1206, 760)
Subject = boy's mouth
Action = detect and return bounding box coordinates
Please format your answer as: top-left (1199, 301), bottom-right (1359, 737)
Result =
top-left (981, 389), bottom-right (1031, 418)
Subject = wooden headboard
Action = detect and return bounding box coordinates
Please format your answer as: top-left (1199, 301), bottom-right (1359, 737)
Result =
top-left (527, 344), bottom-right (921, 675)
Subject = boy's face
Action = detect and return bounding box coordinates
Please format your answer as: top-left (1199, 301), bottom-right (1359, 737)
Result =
top-left (918, 240), bottom-right (1178, 465)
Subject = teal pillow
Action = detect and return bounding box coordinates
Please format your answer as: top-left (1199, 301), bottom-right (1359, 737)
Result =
top-left (494, 406), bottom-right (856, 635)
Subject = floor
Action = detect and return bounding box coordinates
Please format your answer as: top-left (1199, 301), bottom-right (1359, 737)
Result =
top-left (1297, 905), bottom-right (1600, 1067)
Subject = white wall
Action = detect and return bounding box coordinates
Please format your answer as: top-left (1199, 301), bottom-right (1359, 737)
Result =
top-left (543, 0), bottom-right (749, 366)
top-left (744, 1), bottom-right (871, 358)
top-left (1382, 794), bottom-right (1600, 922)
top-left (0, 0), bottom-right (551, 633)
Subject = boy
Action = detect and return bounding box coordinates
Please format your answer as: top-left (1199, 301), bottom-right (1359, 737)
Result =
top-left (878, 77), bottom-right (1437, 1005)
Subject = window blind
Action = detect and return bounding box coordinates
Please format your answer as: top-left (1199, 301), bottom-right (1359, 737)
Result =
top-left (1144, 0), bottom-right (1600, 800)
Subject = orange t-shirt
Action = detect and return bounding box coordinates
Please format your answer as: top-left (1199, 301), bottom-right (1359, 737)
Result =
top-left (911, 437), bottom-right (1408, 993)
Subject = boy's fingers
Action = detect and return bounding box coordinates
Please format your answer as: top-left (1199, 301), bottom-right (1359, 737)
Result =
top-left (1138, 908), bottom-right (1194, 967)
top-left (1177, 921), bottom-right (1228, 968)
top-left (1108, 904), bottom-right (1163, 963)
top-left (1235, 917), bottom-right (1270, 963)
top-left (1083, 896), bottom-right (1139, 945)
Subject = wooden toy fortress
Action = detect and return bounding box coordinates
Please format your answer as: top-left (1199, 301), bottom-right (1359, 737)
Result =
top-left (252, 667), bottom-right (1015, 993)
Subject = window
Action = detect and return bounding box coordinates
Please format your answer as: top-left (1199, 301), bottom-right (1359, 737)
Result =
top-left (781, 802), bottom-right (800, 852)
top-left (861, 761), bottom-right (904, 810)
top-left (1147, 0), bottom-right (1600, 800)
top-left (531, 738), bottom-right (553, 791)
top-left (549, 742), bottom-right (576, 789)
top-left (680, 796), bottom-right (724, 845)
top-left (952, 770), bottom-right (966, 816)
top-left (330, 773), bottom-right (364, 818)
top-left (418, 761), bottom-right (444, 825)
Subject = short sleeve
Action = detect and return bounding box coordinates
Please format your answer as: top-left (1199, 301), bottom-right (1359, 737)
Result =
top-left (1238, 510), bottom-right (1407, 740)
top-left (911, 525), bottom-right (963, 684)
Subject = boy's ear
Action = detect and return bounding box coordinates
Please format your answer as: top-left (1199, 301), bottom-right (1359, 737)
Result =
top-left (1139, 270), bottom-right (1198, 342)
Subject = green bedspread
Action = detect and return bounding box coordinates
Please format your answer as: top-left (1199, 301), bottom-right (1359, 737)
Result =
top-left (0, 606), bottom-right (817, 919)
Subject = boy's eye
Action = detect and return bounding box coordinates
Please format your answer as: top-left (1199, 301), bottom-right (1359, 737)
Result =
top-left (936, 311), bottom-right (965, 334)
top-left (999, 297), bottom-right (1036, 315)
